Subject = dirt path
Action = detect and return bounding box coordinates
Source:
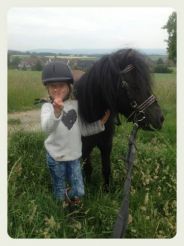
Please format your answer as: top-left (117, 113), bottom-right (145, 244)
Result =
top-left (8, 109), bottom-right (41, 133)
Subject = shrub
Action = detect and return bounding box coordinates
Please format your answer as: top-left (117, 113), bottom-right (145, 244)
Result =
top-left (154, 64), bottom-right (172, 73)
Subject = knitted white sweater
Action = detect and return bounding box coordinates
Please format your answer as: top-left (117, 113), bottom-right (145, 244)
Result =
top-left (41, 100), bottom-right (105, 161)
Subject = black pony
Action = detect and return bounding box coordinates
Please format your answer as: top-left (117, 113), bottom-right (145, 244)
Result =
top-left (74, 48), bottom-right (164, 190)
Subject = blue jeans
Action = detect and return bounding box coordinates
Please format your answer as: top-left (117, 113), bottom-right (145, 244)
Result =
top-left (46, 153), bottom-right (85, 201)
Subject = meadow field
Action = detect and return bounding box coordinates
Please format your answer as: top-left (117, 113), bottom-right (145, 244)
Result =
top-left (8, 70), bottom-right (46, 112)
top-left (8, 69), bottom-right (176, 238)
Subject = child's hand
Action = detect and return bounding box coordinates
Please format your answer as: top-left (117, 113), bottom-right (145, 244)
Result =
top-left (100, 110), bottom-right (111, 126)
top-left (52, 90), bottom-right (64, 117)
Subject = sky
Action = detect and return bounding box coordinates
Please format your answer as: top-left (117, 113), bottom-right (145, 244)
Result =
top-left (7, 7), bottom-right (174, 51)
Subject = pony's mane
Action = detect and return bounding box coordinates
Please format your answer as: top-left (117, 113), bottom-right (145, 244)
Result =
top-left (74, 48), bottom-right (152, 122)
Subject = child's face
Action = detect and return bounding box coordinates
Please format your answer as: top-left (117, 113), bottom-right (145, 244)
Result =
top-left (47, 82), bottom-right (70, 101)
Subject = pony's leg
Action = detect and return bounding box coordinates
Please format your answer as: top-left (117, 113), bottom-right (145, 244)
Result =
top-left (99, 143), bottom-right (112, 192)
top-left (82, 137), bottom-right (94, 183)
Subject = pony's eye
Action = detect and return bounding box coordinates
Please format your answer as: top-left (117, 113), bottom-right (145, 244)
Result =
top-left (130, 101), bottom-right (137, 108)
top-left (121, 80), bottom-right (128, 88)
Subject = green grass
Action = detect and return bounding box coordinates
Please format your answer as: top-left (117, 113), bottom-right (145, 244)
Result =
top-left (8, 71), bottom-right (176, 238)
top-left (8, 70), bottom-right (47, 112)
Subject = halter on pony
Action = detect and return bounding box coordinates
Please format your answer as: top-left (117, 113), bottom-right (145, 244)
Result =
top-left (120, 64), bottom-right (157, 129)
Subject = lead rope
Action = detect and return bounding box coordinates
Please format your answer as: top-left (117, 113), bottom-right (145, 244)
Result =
top-left (112, 123), bottom-right (139, 238)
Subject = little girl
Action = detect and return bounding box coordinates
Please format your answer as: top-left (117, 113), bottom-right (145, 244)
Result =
top-left (41, 61), bottom-right (110, 207)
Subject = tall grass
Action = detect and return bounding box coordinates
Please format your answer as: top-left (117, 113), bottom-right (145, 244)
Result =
top-left (8, 71), bottom-right (176, 238)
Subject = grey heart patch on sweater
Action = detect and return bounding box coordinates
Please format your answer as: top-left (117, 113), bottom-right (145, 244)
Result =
top-left (61, 109), bottom-right (77, 130)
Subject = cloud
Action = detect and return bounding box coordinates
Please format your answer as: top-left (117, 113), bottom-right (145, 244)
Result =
top-left (7, 7), bottom-right (174, 50)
